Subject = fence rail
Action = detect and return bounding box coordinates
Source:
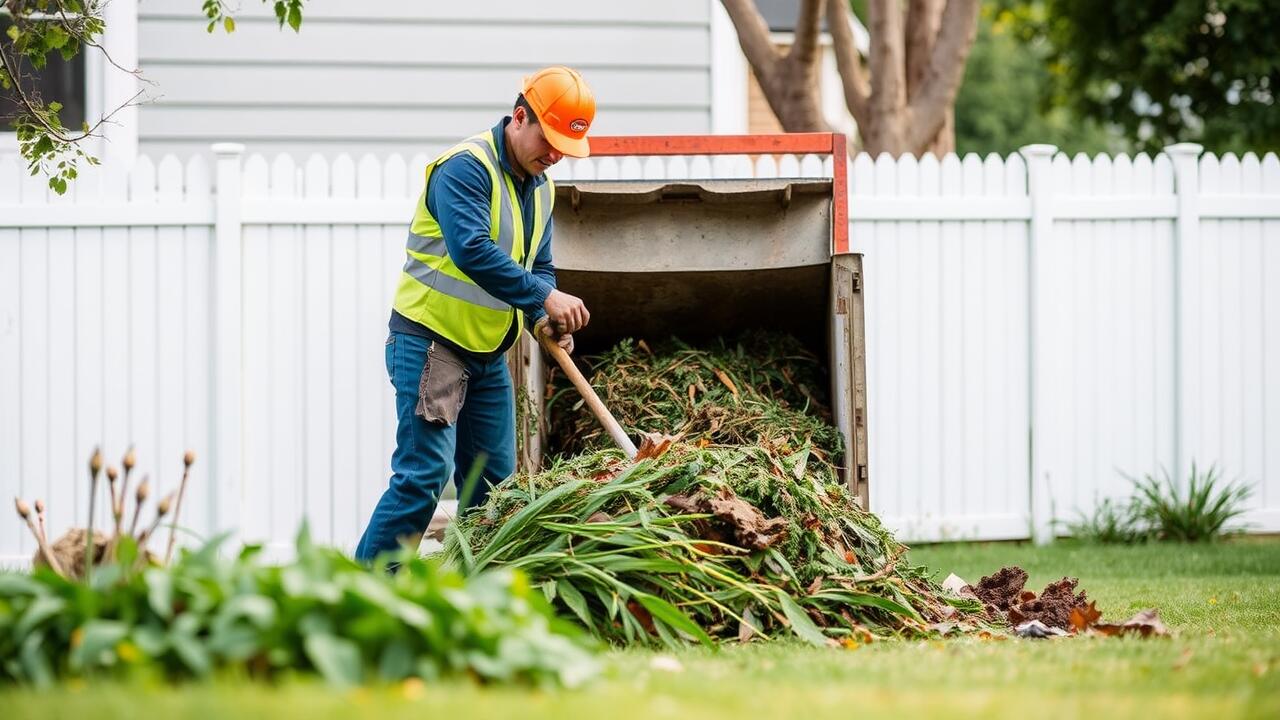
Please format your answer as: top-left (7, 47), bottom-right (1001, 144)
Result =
top-left (2, 143), bottom-right (1278, 565)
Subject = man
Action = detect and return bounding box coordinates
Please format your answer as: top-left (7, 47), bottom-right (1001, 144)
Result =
top-left (355, 66), bottom-right (595, 563)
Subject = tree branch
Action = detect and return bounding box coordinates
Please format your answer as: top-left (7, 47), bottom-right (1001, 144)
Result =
top-left (720, 0), bottom-right (783, 84)
top-left (867, 0), bottom-right (907, 125)
top-left (826, 0), bottom-right (870, 132)
top-left (906, 0), bottom-right (980, 152)
top-left (787, 0), bottom-right (825, 68)
top-left (905, 0), bottom-right (943, 97)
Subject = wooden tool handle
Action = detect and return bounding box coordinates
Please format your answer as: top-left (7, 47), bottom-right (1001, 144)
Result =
top-left (536, 324), bottom-right (638, 459)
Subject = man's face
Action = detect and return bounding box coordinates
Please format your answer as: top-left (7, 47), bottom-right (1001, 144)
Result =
top-left (509, 105), bottom-right (564, 178)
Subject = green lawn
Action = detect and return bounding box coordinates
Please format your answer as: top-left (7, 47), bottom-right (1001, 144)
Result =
top-left (6, 538), bottom-right (1278, 720)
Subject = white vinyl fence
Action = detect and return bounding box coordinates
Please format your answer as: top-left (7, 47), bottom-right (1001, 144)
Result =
top-left (2, 143), bottom-right (1278, 565)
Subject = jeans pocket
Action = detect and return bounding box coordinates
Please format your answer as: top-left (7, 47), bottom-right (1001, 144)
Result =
top-left (415, 343), bottom-right (469, 426)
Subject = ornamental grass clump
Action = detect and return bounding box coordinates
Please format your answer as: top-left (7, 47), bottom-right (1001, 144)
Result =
top-left (442, 333), bottom-right (991, 647)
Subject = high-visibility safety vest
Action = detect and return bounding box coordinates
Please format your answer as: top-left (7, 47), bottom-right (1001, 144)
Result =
top-left (393, 131), bottom-right (554, 353)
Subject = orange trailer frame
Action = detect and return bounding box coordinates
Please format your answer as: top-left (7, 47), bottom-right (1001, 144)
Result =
top-left (587, 133), bottom-right (850, 255)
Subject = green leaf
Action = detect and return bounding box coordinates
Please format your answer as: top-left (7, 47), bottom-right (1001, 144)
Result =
top-left (6, 25), bottom-right (19, 42)
top-left (287, 6), bottom-right (302, 32)
top-left (207, 20), bottom-right (216, 33)
top-left (115, 534), bottom-right (139, 568)
top-left (19, 631), bottom-right (54, 687)
top-left (555, 579), bottom-right (595, 631)
top-left (224, 16), bottom-right (236, 33)
top-left (45, 25), bottom-right (69, 49)
top-left (304, 632), bottom-right (362, 687)
top-left (16, 596), bottom-right (65, 638)
top-left (776, 591), bottom-right (830, 647)
top-left (635, 593), bottom-right (714, 648)
top-left (145, 569), bottom-right (174, 619)
top-left (69, 620), bottom-right (130, 670)
top-left (377, 638), bottom-right (415, 681)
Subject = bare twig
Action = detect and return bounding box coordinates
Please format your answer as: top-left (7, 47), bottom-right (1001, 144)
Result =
top-left (16, 497), bottom-right (65, 577)
top-left (164, 450), bottom-right (196, 564)
top-left (128, 474), bottom-right (150, 538)
top-left (85, 448), bottom-right (103, 582)
top-left (137, 492), bottom-right (175, 550)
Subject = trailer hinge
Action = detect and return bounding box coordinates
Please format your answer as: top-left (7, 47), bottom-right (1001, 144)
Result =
top-left (851, 272), bottom-right (862, 292)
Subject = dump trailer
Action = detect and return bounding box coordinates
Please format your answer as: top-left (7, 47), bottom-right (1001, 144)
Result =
top-left (510, 133), bottom-right (871, 507)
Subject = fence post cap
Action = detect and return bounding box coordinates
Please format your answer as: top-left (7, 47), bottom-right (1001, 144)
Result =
top-left (1018, 144), bottom-right (1058, 158)
top-left (1163, 143), bottom-right (1204, 158)
top-left (211, 143), bottom-right (246, 157)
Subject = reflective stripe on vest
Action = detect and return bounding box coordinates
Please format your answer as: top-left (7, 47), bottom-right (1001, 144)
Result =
top-left (392, 131), bottom-right (555, 353)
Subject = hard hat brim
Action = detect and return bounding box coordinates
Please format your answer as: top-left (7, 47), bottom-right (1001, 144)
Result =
top-left (542, 122), bottom-right (591, 159)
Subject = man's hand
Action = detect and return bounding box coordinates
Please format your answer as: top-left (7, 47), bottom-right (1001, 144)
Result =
top-left (539, 323), bottom-right (575, 354)
top-left (543, 289), bottom-right (590, 335)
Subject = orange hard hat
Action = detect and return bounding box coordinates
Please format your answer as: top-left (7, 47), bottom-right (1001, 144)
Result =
top-left (522, 66), bottom-right (595, 158)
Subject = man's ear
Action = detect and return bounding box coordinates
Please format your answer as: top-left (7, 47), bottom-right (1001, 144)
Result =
top-left (512, 105), bottom-right (526, 127)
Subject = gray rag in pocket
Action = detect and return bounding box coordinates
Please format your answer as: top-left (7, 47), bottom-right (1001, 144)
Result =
top-left (415, 343), bottom-right (469, 425)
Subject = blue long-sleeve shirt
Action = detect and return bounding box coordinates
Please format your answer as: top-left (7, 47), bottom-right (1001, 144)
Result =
top-left (390, 117), bottom-right (557, 359)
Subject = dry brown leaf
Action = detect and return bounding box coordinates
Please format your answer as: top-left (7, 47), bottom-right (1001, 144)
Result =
top-left (713, 368), bottom-right (740, 400)
top-left (1093, 608), bottom-right (1170, 638)
top-left (586, 511), bottom-right (613, 524)
top-left (738, 607), bottom-right (758, 643)
top-left (697, 437), bottom-right (711, 448)
top-left (1019, 590), bottom-right (1037, 603)
top-left (635, 432), bottom-right (680, 461)
top-left (807, 575), bottom-right (824, 595)
top-left (626, 599), bottom-right (656, 634)
top-left (687, 383), bottom-right (697, 403)
top-left (1069, 601), bottom-right (1103, 633)
top-left (928, 622), bottom-right (958, 636)
top-left (637, 339), bottom-right (653, 356)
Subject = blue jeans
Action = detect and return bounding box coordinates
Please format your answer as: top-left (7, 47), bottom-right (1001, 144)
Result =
top-left (355, 331), bottom-right (515, 563)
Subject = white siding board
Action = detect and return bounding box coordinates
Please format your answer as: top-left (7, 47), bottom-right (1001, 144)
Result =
top-left (139, 20), bottom-right (708, 66)
top-left (143, 65), bottom-right (710, 108)
top-left (136, 6), bottom-right (716, 159)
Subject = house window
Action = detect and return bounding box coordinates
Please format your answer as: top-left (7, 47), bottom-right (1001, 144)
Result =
top-left (0, 11), bottom-right (88, 133)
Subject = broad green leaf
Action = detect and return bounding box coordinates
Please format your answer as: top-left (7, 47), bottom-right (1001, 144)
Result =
top-left (19, 631), bottom-right (53, 687)
top-left (304, 632), bottom-right (362, 687)
top-left (16, 595), bottom-right (65, 637)
top-left (776, 591), bottom-right (831, 647)
top-left (555, 579), bottom-right (594, 631)
top-left (635, 593), bottom-right (714, 648)
top-left (69, 620), bottom-right (129, 670)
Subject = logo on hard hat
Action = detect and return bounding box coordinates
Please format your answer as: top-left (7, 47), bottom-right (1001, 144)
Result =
top-left (569, 119), bottom-right (589, 133)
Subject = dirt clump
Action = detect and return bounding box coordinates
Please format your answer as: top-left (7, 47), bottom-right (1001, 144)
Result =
top-left (970, 566), bottom-right (1029, 612)
top-left (1009, 577), bottom-right (1089, 630)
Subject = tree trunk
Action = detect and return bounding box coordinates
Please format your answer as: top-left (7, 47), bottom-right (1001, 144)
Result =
top-left (724, 0), bottom-right (979, 158)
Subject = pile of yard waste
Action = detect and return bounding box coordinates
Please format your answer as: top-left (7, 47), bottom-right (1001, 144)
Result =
top-left (441, 333), bottom-right (992, 646)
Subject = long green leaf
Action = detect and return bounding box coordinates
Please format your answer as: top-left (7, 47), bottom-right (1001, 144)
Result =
top-left (776, 591), bottom-right (831, 647)
top-left (635, 593), bottom-right (714, 648)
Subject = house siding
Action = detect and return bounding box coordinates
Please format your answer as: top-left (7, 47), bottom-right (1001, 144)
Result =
top-left (136, 0), bottom-right (715, 159)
